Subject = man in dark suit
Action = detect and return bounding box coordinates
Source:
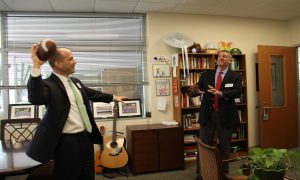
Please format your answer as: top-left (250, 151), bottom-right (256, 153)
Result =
top-left (26, 44), bottom-right (127, 180)
top-left (189, 50), bottom-right (242, 179)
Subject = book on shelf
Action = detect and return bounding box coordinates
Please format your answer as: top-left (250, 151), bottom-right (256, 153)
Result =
top-left (230, 57), bottom-right (240, 70)
top-left (235, 92), bottom-right (244, 104)
top-left (232, 124), bottom-right (246, 139)
top-left (184, 150), bottom-right (197, 157)
top-left (184, 156), bottom-right (197, 161)
top-left (238, 110), bottom-right (242, 121)
top-left (184, 134), bottom-right (196, 142)
top-left (184, 145), bottom-right (197, 150)
top-left (182, 112), bottom-right (200, 129)
top-left (181, 93), bottom-right (201, 108)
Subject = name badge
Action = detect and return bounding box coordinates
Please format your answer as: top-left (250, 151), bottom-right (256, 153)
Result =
top-left (225, 83), bottom-right (233, 88)
top-left (76, 83), bottom-right (82, 89)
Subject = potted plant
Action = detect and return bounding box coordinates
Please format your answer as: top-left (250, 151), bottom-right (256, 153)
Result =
top-left (246, 147), bottom-right (300, 180)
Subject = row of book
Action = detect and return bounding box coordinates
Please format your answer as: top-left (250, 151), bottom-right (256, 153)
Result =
top-left (232, 124), bottom-right (247, 139)
top-left (184, 148), bottom-right (197, 161)
top-left (182, 112), bottom-right (200, 129)
top-left (179, 56), bottom-right (241, 70)
top-left (184, 134), bottom-right (198, 160)
top-left (180, 72), bottom-right (202, 86)
top-left (230, 58), bottom-right (240, 70)
top-left (179, 56), bottom-right (210, 69)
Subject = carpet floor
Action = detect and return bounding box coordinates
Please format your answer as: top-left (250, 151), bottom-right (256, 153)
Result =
top-left (5, 162), bottom-right (197, 180)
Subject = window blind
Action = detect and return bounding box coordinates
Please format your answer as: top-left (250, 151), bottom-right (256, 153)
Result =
top-left (0, 12), bottom-right (148, 118)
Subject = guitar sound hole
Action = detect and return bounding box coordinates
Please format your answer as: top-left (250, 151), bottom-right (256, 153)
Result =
top-left (110, 141), bottom-right (117, 148)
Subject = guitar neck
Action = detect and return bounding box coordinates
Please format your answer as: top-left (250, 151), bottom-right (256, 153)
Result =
top-left (112, 101), bottom-right (118, 142)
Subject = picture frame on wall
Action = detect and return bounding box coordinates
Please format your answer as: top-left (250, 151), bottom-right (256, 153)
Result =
top-left (92, 102), bottom-right (115, 119)
top-left (152, 64), bottom-right (170, 78)
top-left (8, 104), bottom-right (35, 119)
top-left (37, 105), bottom-right (46, 119)
top-left (156, 79), bottom-right (170, 96)
top-left (118, 99), bottom-right (142, 117)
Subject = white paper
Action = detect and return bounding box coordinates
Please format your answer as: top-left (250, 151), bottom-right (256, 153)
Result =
top-left (157, 97), bottom-right (167, 111)
top-left (161, 120), bottom-right (178, 126)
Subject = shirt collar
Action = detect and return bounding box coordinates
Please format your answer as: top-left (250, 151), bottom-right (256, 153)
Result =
top-left (217, 67), bottom-right (229, 75)
top-left (53, 72), bottom-right (69, 84)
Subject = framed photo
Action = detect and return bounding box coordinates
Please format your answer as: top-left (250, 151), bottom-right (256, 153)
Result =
top-left (152, 64), bottom-right (170, 78)
top-left (92, 102), bottom-right (115, 118)
top-left (37, 105), bottom-right (47, 119)
top-left (118, 99), bottom-right (142, 117)
top-left (8, 104), bottom-right (35, 119)
top-left (156, 79), bottom-right (170, 96)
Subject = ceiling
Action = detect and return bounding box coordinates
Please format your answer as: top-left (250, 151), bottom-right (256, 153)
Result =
top-left (0, 0), bottom-right (300, 21)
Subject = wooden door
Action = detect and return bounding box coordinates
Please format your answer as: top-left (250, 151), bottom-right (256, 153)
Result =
top-left (257, 45), bottom-right (298, 148)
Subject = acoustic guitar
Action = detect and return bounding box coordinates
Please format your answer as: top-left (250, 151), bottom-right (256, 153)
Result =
top-left (95, 125), bottom-right (105, 173)
top-left (100, 101), bottom-right (128, 169)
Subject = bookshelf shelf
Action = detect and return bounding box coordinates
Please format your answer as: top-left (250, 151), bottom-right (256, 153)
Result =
top-left (231, 138), bottom-right (248, 143)
top-left (184, 127), bottom-right (200, 131)
top-left (181, 106), bottom-right (201, 110)
top-left (172, 52), bottom-right (248, 161)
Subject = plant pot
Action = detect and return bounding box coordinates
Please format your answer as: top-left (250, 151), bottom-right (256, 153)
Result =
top-left (240, 164), bottom-right (251, 176)
top-left (254, 168), bottom-right (286, 180)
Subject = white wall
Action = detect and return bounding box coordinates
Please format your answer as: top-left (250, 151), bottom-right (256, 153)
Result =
top-left (98, 12), bottom-right (299, 148)
top-left (288, 17), bottom-right (300, 46)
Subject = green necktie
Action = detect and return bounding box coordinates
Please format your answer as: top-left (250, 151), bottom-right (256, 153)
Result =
top-left (68, 78), bottom-right (92, 133)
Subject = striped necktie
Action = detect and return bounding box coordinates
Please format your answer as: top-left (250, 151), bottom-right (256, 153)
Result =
top-left (68, 78), bottom-right (92, 133)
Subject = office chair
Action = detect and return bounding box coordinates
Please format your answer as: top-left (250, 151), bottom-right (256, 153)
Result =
top-left (194, 137), bottom-right (248, 180)
top-left (0, 118), bottom-right (54, 179)
top-left (0, 118), bottom-right (40, 142)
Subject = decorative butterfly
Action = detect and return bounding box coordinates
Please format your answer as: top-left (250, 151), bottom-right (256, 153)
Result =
top-left (218, 41), bottom-right (232, 51)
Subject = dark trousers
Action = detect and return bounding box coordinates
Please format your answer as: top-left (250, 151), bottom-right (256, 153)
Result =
top-left (196, 111), bottom-right (233, 177)
top-left (53, 132), bottom-right (94, 180)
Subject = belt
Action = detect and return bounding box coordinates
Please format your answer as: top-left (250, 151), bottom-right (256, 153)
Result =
top-left (62, 131), bottom-right (87, 136)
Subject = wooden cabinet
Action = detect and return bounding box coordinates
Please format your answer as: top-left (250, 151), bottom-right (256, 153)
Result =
top-left (172, 53), bottom-right (248, 161)
top-left (126, 124), bottom-right (184, 174)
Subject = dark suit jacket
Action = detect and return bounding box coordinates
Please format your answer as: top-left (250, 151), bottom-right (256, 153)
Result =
top-left (26, 73), bottom-right (113, 163)
top-left (197, 69), bottom-right (242, 128)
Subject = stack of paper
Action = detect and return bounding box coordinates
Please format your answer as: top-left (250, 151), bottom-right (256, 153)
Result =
top-left (161, 121), bottom-right (178, 126)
